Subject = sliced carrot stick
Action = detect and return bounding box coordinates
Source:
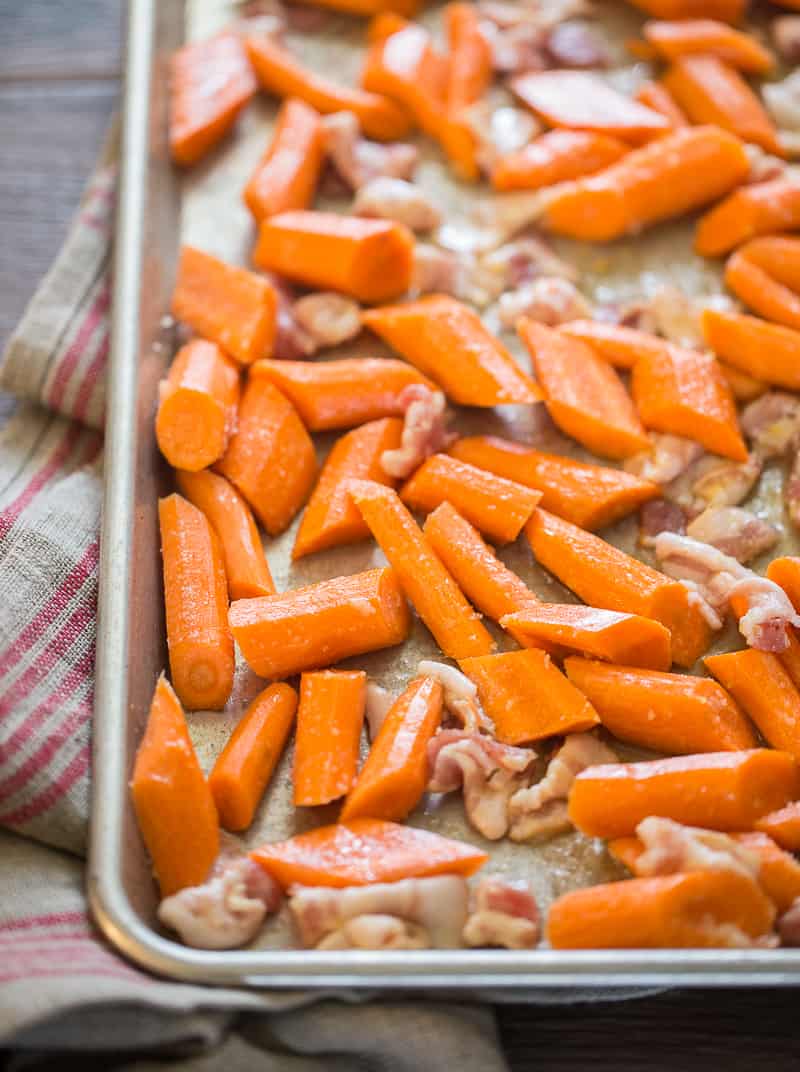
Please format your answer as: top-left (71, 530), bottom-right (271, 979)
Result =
top-left (169, 32), bottom-right (257, 167)
top-left (543, 125), bottom-right (750, 242)
top-left (368, 11), bottom-right (411, 42)
top-left (441, 3), bottom-right (493, 180)
top-left (253, 211), bottom-right (414, 304)
top-left (175, 469), bottom-right (275, 601)
top-left (643, 19), bottom-right (775, 73)
top-left (630, 343), bottom-right (747, 461)
top-left (663, 55), bottom-right (784, 156)
top-left (634, 80), bottom-right (689, 128)
top-left (734, 832), bottom-right (800, 912)
top-left (701, 308), bottom-right (800, 391)
top-left (305, 0), bottom-right (422, 14)
top-left (504, 609), bottom-right (672, 672)
top-left (564, 657), bottom-right (756, 753)
top-left (448, 436), bottom-right (659, 531)
top-left (623, 0), bottom-right (746, 21)
top-left (559, 320), bottom-right (674, 369)
top-left (767, 557), bottom-right (800, 613)
top-left (362, 295), bottom-right (542, 406)
top-left (776, 629), bottom-right (800, 692)
top-left (245, 34), bottom-right (412, 141)
top-left (341, 674), bottom-right (442, 821)
top-left (568, 749), bottom-right (800, 838)
top-left (400, 454), bottom-right (542, 545)
top-left (243, 98), bottom-right (326, 222)
top-left (725, 236), bottom-right (800, 331)
top-left (755, 803), bottom-right (800, 852)
top-left (718, 360), bottom-right (768, 402)
top-left (250, 817), bottom-right (488, 889)
top-left (547, 870), bottom-right (775, 949)
top-left (526, 508), bottom-right (712, 668)
top-left (216, 375), bottom-right (317, 536)
top-left (210, 682), bottom-right (298, 831)
top-left (255, 358), bottom-right (434, 431)
top-left (155, 340), bottom-right (240, 472)
top-left (491, 130), bottom-right (629, 192)
top-left (705, 649), bottom-right (800, 760)
top-left (518, 320), bottom-right (650, 460)
top-left (695, 179), bottom-right (800, 258)
top-left (348, 479), bottom-right (494, 658)
top-left (171, 246), bottom-right (277, 365)
top-left (294, 671), bottom-right (366, 807)
top-left (293, 417), bottom-right (403, 560)
top-left (229, 566), bottom-right (410, 679)
top-left (158, 494), bottom-right (234, 711)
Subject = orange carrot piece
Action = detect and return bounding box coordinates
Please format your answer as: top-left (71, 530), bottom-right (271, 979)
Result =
top-left (368, 11), bottom-right (412, 42)
top-left (441, 3), bottom-right (493, 180)
top-left (245, 34), bottom-right (412, 141)
top-left (294, 671), bottom-right (366, 807)
top-left (158, 494), bottom-right (234, 711)
top-left (526, 508), bottom-right (712, 668)
top-left (718, 360), bottom-right (768, 402)
top-left (250, 817), bottom-right (488, 888)
top-left (547, 870), bottom-right (775, 949)
top-left (293, 417), bottom-right (403, 559)
top-left (449, 436), bottom-right (659, 531)
top-left (253, 211), bottom-right (414, 304)
top-left (560, 320), bottom-right (674, 369)
top-left (491, 130), bottom-right (629, 192)
top-left (634, 80), bottom-right (689, 128)
top-left (564, 657), bottom-right (756, 753)
top-left (504, 609), bottom-right (672, 672)
top-left (701, 308), bottom-right (800, 391)
top-left (519, 319), bottom-right (650, 460)
top-left (169, 32), bottom-right (256, 167)
top-left (543, 125), bottom-right (749, 242)
top-left (400, 454), bottom-right (542, 545)
top-left (305, 0), bottom-right (422, 14)
top-left (229, 566), bottom-right (410, 679)
top-left (341, 675), bottom-right (442, 821)
top-left (767, 557), bottom-right (800, 612)
top-left (171, 246), bottom-right (277, 365)
top-left (696, 180), bottom-right (800, 258)
top-left (210, 682), bottom-right (298, 831)
top-left (755, 802), bottom-right (800, 852)
top-left (348, 480), bottom-right (494, 658)
top-left (255, 358), bottom-right (434, 431)
top-left (155, 340), bottom-right (240, 472)
top-left (606, 836), bottom-right (644, 873)
top-left (131, 675), bottom-right (220, 897)
top-left (459, 649), bottom-right (600, 745)
top-left (243, 98), bottom-right (326, 222)
top-left (643, 19), bottom-right (775, 73)
top-left (216, 375), bottom-right (317, 536)
top-left (362, 295), bottom-right (542, 406)
top-left (175, 469), bottom-right (275, 601)
top-left (725, 236), bottom-right (800, 331)
top-left (568, 749), bottom-right (800, 838)
top-left (624, 0), bottom-right (746, 21)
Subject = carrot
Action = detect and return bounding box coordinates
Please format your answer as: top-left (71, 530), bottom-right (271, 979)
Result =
top-left (634, 80), bottom-right (689, 128)
top-left (564, 657), bottom-right (756, 753)
top-left (294, 671), bottom-right (366, 807)
top-left (304, 0), bottom-right (422, 13)
top-left (243, 98), bottom-right (326, 222)
top-left (362, 296), bottom-right (542, 406)
top-left (718, 361), bottom-right (768, 403)
top-left (448, 436), bottom-right (659, 531)
top-left (155, 340), bottom-right (240, 472)
top-left (175, 469), bottom-right (275, 601)
top-left (400, 454), bottom-right (542, 545)
top-left (767, 557), bottom-right (800, 612)
top-left (559, 320), bottom-right (676, 369)
top-left (623, 0), bottom-right (746, 20)
top-left (526, 508), bottom-right (712, 668)
top-left (543, 125), bottom-right (750, 242)
top-left (695, 179), bottom-right (800, 258)
top-left (158, 494), bottom-right (234, 711)
top-left (340, 674), bottom-right (442, 821)
top-left (776, 629), bottom-right (800, 692)
top-left (755, 803), bottom-right (800, 852)
top-left (293, 417), bottom-right (403, 560)
top-left (511, 71), bottom-right (670, 144)
top-left (171, 246), bottom-right (277, 365)
top-left (547, 870), bottom-right (775, 949)
top-left (701, 308), bottom-right (800, 391)
top-left (568, 749), bottom-right (800, 838)
top-left (368, 11), bottom-right (411, 42)
top-left (491, 130), bottom-right (629, 192)
top-left (504, 609), bottom-right (672, 672)
top-left (519, 319), bottom-right (650, 460)
top-left (216, 374), bottom-right (317, 536)
top-left (459, 649), bottom-right (600, 745)
top-left (643, 19), bottom-right (775, 74)
top-left (245, 34), bottom-right (412, 141)
top-left (209, 682), bottom-right (298, 831)
top-left (253, 211), bottom-right (414, 304)
top-left (255, 358), bottom-right (434, 431)
top-left (229, 566), bottom-right (410, 679)
top-left (250, 817), bottom-right (488, 889)
top-left (348, 479), bottom-right (494, 658)
top-left (725, 236), bottom-right (800, 332)
top-left (169, 32), bottom-right (256, 167)
top-left (630, 343), bottom-right (747, 461)
top-left (441, 3), bottom-right (493, 180)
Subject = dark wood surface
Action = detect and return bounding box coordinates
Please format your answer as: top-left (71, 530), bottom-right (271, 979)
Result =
top-left (1, 1), bottom-right (799, 1067)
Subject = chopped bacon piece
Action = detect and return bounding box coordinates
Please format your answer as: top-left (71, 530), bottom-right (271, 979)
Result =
top-left (479, 0), bottom-right (595, 31)
top-left (741, 392), bottom-right (800, 460)
top-left (482, 236), bottom-right (578, 286)
top-left (690, 456), bottom-right (762, 511)
top-left (417, 660), bottom-right (489, 733)
top-left (497, 276), bottom-right (592, 330)
top-left (634, 817), bottom-right (760, 881)
top-left (380, 385), bottom-right (455, 480)
top-left (263, 272), bottom-right (316, 361)
top-left (787, 452), bottom-right (800, 531)
top-left (463, 102), bottom-right (541, 171)
top-left (365, 681), bottom-right (396, 741)
top-left (763, 71), bottom-right (800, 135)
top-left (778, 898), bottom-right (800, 946)
top-left (317, 915), bottom-right (430, 950)
top-left (544, 21), bottom-right (609, 68)
top-left (773, 17), bottom-right (800, 64)
top-left (744, 144), bottom-right (787, 185)
top-left (322, 112), bottom-right (418, 192)
top-left (463, 877), bottom-right (540, 949)
top-left (686, 507), bottom-right (779, 564)
top-left (292, 293), bottom-right (361, 349)
top-left (354, 177), bottom-right (442, 232)
top-left (639, 498), bottom-right (688, 546)
top-left (480, 20), bottom-right (548, 75)
top-left (624, 434), bottom-right (704, 486)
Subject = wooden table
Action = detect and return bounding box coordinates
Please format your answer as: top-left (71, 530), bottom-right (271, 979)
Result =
top-left (2, 3), bottom-right (799, 1068)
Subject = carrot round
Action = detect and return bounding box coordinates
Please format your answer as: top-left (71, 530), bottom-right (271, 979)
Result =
top-left (209, 682), bottom-right (298, 831)
top-left (155, 340), bottom-right (240, 472)
top-left (767, 556), bottom-right (800, 612)
top-left (725, 236), bottom-right (800, 332)
top-left (643, 19), bottom-right (775, 73)
top-left (634, 80), bottom-right (689, 128)
top-left (559, 320), bottom-right (675, 369)
top-left (695, 180), bottom-right (800, 258)
top-left (158, 493), bottom-right (234, 711)
top-left (755, 803), bottom-right (800, 852)
top-left (294, 671), bottom-right (366, 807)
top-left (229, 566), bottom-right (410, 679)
top-left (623, 0), bottom-right (746, 20)
top-left (492, 130), bottom-right (629, 192)
top-left (243, 98), bottom-right (326, 222)
top-left (341, 674), bottom-right (442, 821)
top-left (701, 308), bottom-right (800, 391)
top-left (504, 609), bottom-right (672, 672)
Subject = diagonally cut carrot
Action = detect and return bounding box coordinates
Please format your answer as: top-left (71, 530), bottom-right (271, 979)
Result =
top-left (312, 0), bottom-right (422, 12)
top-left (756, 803), bottom-right (800, 852)
top-left (623, 0), bottom-right (746, 20)
top-left (695, 179), bottom-right (800, 257)
top-left (243, 98), bottom-right (326, 222)
top-left (634, 80), bottom-right (689, 128)
top-left (441, 2), bottom-right (493, 180)
top-left (294, 671), bottom-right (366, 807)
top-left (767, 556), bottom-right (800, 612)
top-left (559, 320), bottom-right (673, 369)
top-left (725, 236), bottom-right (800, 331)
top-left (643, 19), bottom-right (775, 73)
top-left (701, 308), bottom-right (800, 391)
top-left (491, 130), bottom-right (629, 192)
top-left (362, 20), bottom-right (448, 140)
